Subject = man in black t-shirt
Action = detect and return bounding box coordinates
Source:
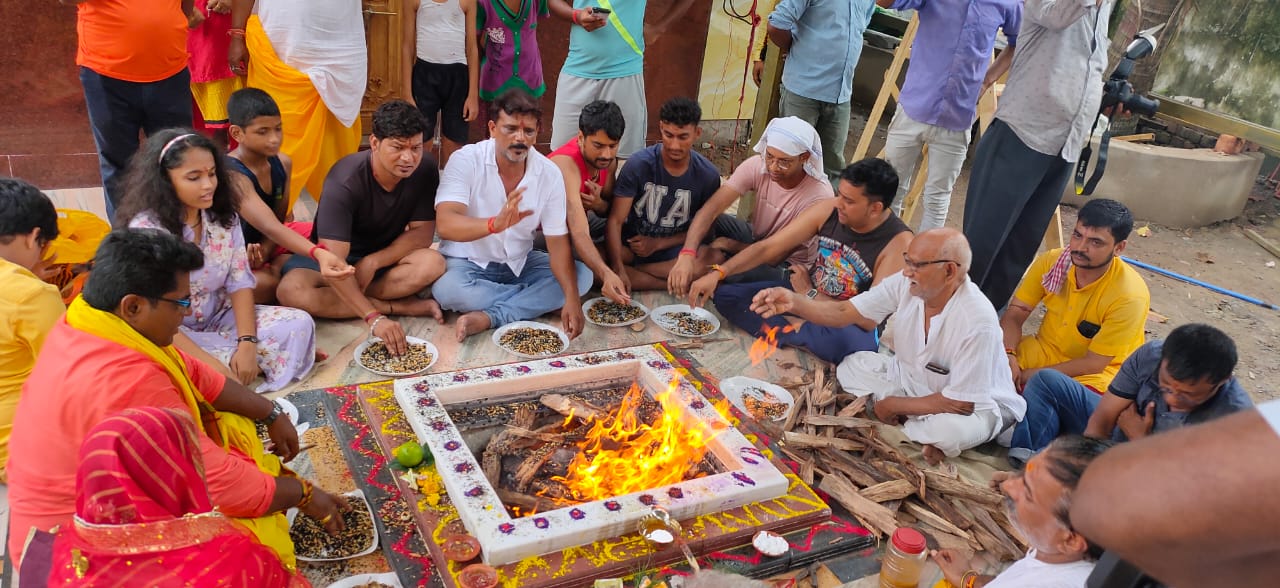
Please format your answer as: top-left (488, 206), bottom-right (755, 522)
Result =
top-left (277, 101), bottom-right (446, 354)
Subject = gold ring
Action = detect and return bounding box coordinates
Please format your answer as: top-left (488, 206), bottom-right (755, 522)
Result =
top-left (320, 514), bottom-right (334, 524)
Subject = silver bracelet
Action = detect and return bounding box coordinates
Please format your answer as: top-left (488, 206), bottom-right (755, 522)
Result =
top-left (369, 315), bottom-right (387, 336)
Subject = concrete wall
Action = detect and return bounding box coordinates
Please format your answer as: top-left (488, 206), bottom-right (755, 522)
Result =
top-left (1062, 138), bottom-right (1264, 227)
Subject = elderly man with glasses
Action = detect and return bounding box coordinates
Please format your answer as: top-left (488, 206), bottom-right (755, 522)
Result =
top-left (751, 228), bottom-right (1025, 464)
top-left (1009, 323), bottom-right (1253, 466)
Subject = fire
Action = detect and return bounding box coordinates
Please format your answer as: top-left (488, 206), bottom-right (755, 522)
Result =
top-left (748, 323), bottom-right (797, 365)
top-left (552, 378), bottom-right (721, 502)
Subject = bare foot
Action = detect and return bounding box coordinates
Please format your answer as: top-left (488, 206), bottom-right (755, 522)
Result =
top-left (455, 311), bottom-right (492, 342)
top-left (383, 297), bottom-right (445, 321)
top-left (922, 444), bottom-right (946, 466)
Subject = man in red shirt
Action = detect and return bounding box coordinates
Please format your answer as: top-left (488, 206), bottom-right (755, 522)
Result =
top-left (65, 0), bottom-right (198, 221)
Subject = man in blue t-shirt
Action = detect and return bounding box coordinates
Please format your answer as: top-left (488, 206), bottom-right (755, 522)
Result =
top-left (605, 97), bottom-right (745, 291)
top-left (1008, 323), bottom-right (1254, 466)
top-left (546, 0), bottom-right (696, 159)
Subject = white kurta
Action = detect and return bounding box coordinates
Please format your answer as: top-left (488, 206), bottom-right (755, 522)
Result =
top-left (985, 550), bottom-right (1095, 588)
top-left (838, 273), bottom-right (1026, 456)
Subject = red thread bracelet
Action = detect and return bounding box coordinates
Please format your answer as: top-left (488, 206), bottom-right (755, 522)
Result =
top-left (363, 311), bottom-right (381, 323)
top-left (487, 216), bottom-right (499, 234)
top-left (678, 247), bottom-right (697, 257)
top-left (308, 243), bottom-right (328, 260)
top-left (572, 9), bottom-right (581, 24)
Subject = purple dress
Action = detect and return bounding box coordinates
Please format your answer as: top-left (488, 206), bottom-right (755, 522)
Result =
top-left (478, 0), bottom-right (548, 100)
top-left (130, 210), bottom-right (316, 392)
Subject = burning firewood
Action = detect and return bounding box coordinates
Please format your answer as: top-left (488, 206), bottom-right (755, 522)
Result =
top-left (540, 393), bottom-right (607, 423)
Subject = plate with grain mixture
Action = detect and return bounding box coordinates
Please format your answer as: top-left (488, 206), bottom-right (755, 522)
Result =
top-left (492, 321), bottom-right (570, 359)
top-left (582, 297), bottom-right (650, 327)
top-left (289, 489), bottom-right (379, 562)
top-left (720, 376), bottom-right (794, 422)
top-left (650, 304), bottom-right (721, 338)
top-left (326, 572), bottom-right (403, 588)
top-left (354, 336), bottom-right (439, 377)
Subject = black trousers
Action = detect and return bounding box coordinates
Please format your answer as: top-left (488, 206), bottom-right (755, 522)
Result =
top-left (79, 66), bottom-right (194, 223)
top-left (963, 118), bottom-right (1074, 309)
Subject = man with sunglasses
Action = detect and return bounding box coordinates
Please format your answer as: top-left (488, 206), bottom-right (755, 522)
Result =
top-left (1010, 323), bottom-right (1253, 465)
top-left (750, 228), bottom-right (1025, 464)
top-left (0, 178), bottom-right (66, 483)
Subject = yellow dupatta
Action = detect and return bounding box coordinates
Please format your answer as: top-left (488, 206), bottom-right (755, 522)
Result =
top-left (63, 296), bottom-right (296, 568)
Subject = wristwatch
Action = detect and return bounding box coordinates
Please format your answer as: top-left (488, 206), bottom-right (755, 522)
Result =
top-left (805, 288), bottom-right (818, 300)
top-left (257, 401), bottom-right (284, 426)
top-left (237, 335), bottom-right (260, 345)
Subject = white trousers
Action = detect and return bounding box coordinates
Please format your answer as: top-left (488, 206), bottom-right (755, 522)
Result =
top-left (882, 105), bottom-right (972, 231)
top-left (837, 351), bottom-right (1000, 457)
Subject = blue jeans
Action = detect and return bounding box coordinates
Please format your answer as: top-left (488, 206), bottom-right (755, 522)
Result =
top-left (712, 279), bottom-right (877, 364)
top-left (432, 251), bottom-right (593, 328)
top-left (1010, 369), bottom-right (1102, 464)
top-left (79, 67), bottom-right (194, 223)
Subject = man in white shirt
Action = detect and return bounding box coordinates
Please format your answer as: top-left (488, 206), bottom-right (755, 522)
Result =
top-left (933, 435), bottom-right (1111, 588)
top-left (749, 228), bottom-right (1025, 464)
top-left (433, 90), bottom-right (591, 341)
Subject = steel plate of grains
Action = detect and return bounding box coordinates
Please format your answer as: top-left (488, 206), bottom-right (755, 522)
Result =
top-left (662, 312), bottom-right (715, 336)
top-left (291, 494), bottom-right (376, 559)
top-left (360, 342), bottom-right (434, 374)
top-left (499, 327), bottom-right (565, 356)
top-left (588, 300), bottom-right (645, 325)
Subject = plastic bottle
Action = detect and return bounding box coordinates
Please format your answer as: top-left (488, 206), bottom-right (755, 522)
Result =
top-left (879, 527), bottom-right (928, 588)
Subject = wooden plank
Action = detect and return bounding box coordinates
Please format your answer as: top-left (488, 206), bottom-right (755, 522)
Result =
top-left (1244, 228), bottom-right (1280, 260)
top-left (859, 479), bottom-right (916, 503)
top-left (803, 414), bottom-right (878, 429)
top-left (902, 500), bottom-right (973, 541)
top-left (818, 448), bottom-right (887, 487)
top-left (1113, 132), bottom-right (1155, 142)
top-left (923, 470), bottom-right (1005, 507)
top-left (785, 431), bottom-right (864, 452)
top-left (820, 473), bottom-right (900, 538)
top-left (851, 16), bottom-right (919, 162)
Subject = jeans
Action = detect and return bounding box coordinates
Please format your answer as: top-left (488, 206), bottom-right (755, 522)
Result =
top-left (882, 105), bottom-right (972, 231)
top-left (79, 67), bottom-right (194, 223)
top-left (779, 86), bottom-right (852, 181)
top-left (713, 279), bottom-right (877, 364)
top-left (432, 251), bottom-right (593, 328)
top-left (1010, 369), bottom-right (1102, 465)
top-left (963, 119), bottom-right (1075, 308)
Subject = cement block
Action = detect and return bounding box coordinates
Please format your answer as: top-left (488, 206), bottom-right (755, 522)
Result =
top-left (1063, 138), bottom-right (1265, 227)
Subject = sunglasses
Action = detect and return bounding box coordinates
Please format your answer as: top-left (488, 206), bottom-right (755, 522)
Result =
top-left (152, 296), bottom-right (193, 309)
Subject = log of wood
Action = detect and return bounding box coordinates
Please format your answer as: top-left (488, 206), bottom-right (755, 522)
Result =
top-left (902, 500), bottom-right (972, 541)
top-left (818, 448), bottom-right (891, 486)
top-left (800, 456), bottom-right (816, 486)
top-left (990, 508), bottom-right (1029, 549)
top-left (785, 431), bottom-right (864, 452)
top-left (514, 444), bottom-right (558, 492)
top-left (923, 470), bottom-right (1005, 507)
top-left (782, 386), bottom-right (808, 432)
top-left (919, 490), bottom-right (974, 531)
top-left (540, 394), bottom-right (607, 423)
top-left (803, 414), bottom-right (878, 430)
top-left (836, 396), bottom-right (867, 418)
top-left (496, 488), bottom-right (577, 513)
top-left (965, 501), bottom-right (1025, 559)
top-left (819, 472), bottom-right (900, 538)
top-left (913, 525), bottom-right (974, 553)
top-left (859, 479), bottom-right (916, 503)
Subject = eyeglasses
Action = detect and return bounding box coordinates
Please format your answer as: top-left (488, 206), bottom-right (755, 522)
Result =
top-left (902, 254), bottom-right (957, 271)
top-left (764, 153), bottom-right (798, 171)
top-left (152, 296), bottom-right (193, 310)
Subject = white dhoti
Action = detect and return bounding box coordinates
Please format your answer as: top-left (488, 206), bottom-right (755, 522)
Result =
top-left (837, 351), bottom-right (1001, 457)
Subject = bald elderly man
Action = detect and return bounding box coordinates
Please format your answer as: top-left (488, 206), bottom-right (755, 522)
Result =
top-left (751, 228), bottom-right (1026, 464)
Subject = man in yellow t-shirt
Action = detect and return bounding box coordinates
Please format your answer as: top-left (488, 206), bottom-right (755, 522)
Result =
top-left (0, 179), bottom-right (66, 481)
top-left (1000, 198), bottom-right (1149, 394)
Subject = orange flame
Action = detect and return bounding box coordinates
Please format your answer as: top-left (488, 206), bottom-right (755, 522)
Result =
top-left (749, 324), bottom-right (797, 365)
top-left (552, 378), bottom-right (721, 502)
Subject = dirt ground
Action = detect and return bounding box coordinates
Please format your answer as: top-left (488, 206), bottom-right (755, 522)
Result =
top-left (699, 109), bottom-right (1280, 402)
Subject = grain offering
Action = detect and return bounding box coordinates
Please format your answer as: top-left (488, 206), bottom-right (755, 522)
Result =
top-left (587, 299), bottom-right (646, 325)
top-left (743, 388), bottom-right (789, 421)
top-left (359, 341), bottom-right (434, 375)
top-left (661, 312), bottom-right (715, 336)
top-left (291, 493), bottom-right (376, 560)
top-left (498, 327), bottom-right (565, 356)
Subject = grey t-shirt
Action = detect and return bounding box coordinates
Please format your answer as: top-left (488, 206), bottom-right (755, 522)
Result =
top-left (1108, 340), bottom-right (1254, 438)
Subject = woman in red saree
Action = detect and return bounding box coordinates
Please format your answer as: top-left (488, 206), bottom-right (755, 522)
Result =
top-left (43, 407), bottom-right (310, 587)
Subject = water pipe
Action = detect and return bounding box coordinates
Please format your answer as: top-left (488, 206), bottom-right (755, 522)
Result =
top-left (1121, 256), bottom-right (1280, 311)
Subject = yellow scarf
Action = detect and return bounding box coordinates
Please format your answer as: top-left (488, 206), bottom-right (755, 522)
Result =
top-left (64, 296), bottom-right (296, 568)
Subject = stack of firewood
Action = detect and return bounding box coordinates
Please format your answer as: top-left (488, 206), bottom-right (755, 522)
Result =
top-left (764, 369), bottom-right (1028, 561)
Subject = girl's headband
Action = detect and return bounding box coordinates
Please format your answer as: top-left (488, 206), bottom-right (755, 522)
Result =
top-left (158, 133), bottom-right (197, 165)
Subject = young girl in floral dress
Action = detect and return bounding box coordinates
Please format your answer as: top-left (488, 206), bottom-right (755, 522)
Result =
top-left (116, 129), bottom-right (316, 392)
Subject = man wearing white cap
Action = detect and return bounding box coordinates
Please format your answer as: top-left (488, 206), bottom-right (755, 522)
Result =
top-left (685, 158), bottom-right (912, 364)
top-left (668, 117), bottom-right (835, 296)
